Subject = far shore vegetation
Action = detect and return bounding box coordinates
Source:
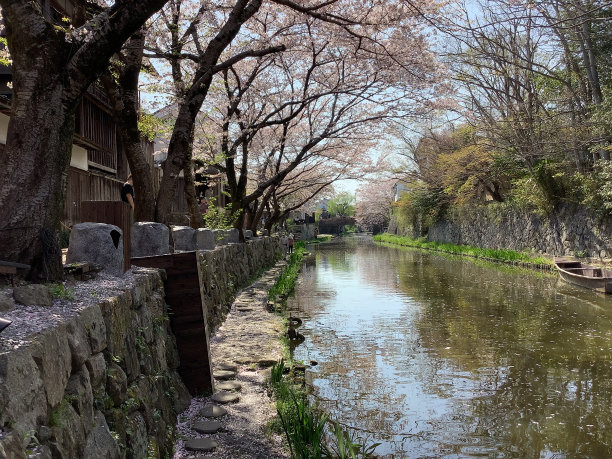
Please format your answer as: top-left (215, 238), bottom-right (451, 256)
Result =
top-left (374, 234), bottom-right (553, 268)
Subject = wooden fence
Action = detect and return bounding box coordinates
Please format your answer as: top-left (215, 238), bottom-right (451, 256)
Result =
top-left (64, 167), bottom-right (124, 226)
top-left (64, 165), bottom-right (189, 227)
top-left (131, 252), bottom-right (213, 395)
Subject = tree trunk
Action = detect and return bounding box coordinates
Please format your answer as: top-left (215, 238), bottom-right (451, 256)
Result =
top-left (0, 0), bottom-right (169, 279)
top-left (184, 158), bottom-right (202, 228)
top-left (0, 80), bottom-right (75, 280)
top-left (105, 31), bottom-right (157, 222)
top-left (155, 99), bottom-right (199, 224)
top-left (155, 0), bottom-right (263, 224)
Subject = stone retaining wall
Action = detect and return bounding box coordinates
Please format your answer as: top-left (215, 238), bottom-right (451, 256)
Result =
top-left (198, 236), bottom-right (283, 332)
top-left (427, 204), bottom-right (612, 258)
top-left (0, 237), bottom-right (283, 459)
top-left (0, 269), bottom-right (191, 459)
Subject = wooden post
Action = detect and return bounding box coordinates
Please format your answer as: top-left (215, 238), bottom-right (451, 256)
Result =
top-left (81, 201), bottom-right (131, 271)
top-left (131, 252), bottom-right (213, 395)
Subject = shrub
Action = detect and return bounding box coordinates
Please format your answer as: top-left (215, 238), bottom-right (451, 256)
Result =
top-left (202, 197), bottom-right (234, 229)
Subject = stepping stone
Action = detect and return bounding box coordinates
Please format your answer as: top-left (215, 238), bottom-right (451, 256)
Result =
top-left (217, 363), bottom-right (238, 372)
top-left (234, 356), bottom-right (252, 364)
top-left (258, 358), bottom-right (277, 368)
top-left (211, 391), bottom-right (240, 404)
top-left (200, 404), bottom-right (227, 418)
top-left (193, 420), bottom-right (222, 434)
top-left (216, 381), bottom-right (242, 391)
top-left (184, 438), bottom-right (219, 453)
top-left (213, 370), bottom-right (236, 380)
top-left (237, 307), bottom-right (253, 312)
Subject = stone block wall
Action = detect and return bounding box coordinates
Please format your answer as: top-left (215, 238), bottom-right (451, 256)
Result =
top-left (0, 269), bottom-right (191, 459)
top-left (427, 204), bottom-right (612, 258)
top-left (198, 236), bottom-right (283, 332)
top-left (0, 237), bottom-right (283, 459)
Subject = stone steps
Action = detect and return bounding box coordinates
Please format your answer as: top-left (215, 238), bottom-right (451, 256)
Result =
top-left (177, 262), bottom-right (287, 457)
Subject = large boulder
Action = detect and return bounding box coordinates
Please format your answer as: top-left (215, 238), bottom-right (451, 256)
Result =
top-left (131, 223), bottom-right (169, 258)
top-left (0, 347), bottom-right (48, 434)
top-left (67, 223), bottom-right (124, 276)
top-left (83, 411), bottom-right (121, 459)
top-left (106, 362), bottom-right (127, 406)
top-left (172, 226), bottom-right (196, 252)
top-left (0, 292), bottom-right (14, 312)
top-left (12, 285), bottom-right (51, 306)
top-left (196, 229), bottom-right (216, 251)
top-left (30, 325), bottom-right (73, 408)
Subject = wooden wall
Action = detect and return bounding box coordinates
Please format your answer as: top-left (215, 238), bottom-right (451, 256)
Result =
top-left (64, 166), bottom-right (189, 227)
top-left (64, 167), bottom-right (124, 226)
top-left (152, 167), bottom-right (188, 214)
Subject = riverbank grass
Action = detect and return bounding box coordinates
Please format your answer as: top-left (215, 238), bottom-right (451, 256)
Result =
top-left (268, 360), bottom-right (378, 458)
top-left (268, 241), bottom-right (307, 303)
top-left (374, 234), bottom-right (553, 268)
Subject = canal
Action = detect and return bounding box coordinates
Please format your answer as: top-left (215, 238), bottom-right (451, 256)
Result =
top-left (288, 235), bottom-right (612, 458)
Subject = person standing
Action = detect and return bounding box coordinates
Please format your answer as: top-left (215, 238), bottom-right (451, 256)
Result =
top-left (280, 233), bottom-right (288, 256)
top-left (288, 233), bottom-right (295, 254)
top-left (121, 174), bottom-right (135, 210)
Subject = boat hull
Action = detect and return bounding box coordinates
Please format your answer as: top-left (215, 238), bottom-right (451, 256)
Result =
top-left (555, 258), bottom-right (612, 293)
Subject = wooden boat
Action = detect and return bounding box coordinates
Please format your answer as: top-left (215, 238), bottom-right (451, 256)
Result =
top-left (554, 257), bottom-right (612, 293)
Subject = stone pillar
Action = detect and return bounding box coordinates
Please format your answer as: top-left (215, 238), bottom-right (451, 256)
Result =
top-left (227, 228), bottom-right (239, 243)
top-left (212, 229), bottom-right (227, 245)
top-left (196, 229), bottom-right (216, 251)
top-left (131, 223), bottom-right (170, 257)
top-left (172, 226), bottom-right (196, 252)
top-left (67, 223), bottom-right (124, 276)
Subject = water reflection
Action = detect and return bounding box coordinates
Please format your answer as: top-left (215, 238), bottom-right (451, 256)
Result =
top-left (288, 236), bottom-right (612, 457)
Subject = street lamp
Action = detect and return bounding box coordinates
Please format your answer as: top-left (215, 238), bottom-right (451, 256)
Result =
top-left (0, 317), bottom-right (11, 333)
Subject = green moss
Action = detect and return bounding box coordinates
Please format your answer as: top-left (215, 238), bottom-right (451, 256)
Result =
top-left (48, 283), bottom-right (74, 300)
top-left (121, 397), bottom-right (140, 414)
top-left (136, 334), bottom-right (149, 356)
top-left (94, 393), bottom-right (114, 411)
top-left (49, 397), bottom-right (72, 428)
top-left (147, 437), bottom-right (159, 459)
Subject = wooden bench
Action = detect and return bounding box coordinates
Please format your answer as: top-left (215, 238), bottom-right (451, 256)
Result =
top-left (0, 260), bottom-right (31, 286)
top-left (64, 262), bottom-right (103, 280)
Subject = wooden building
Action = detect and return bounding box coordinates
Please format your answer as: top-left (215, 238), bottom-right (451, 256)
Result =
top-left (0, 0), bottom-right (195, 229)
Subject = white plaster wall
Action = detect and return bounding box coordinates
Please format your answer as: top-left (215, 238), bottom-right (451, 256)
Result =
top-left (0, 112), bottom-right (9, 144)
top-left (70, 144), bottom-right (88, 171)
top-left (0, 114), bottom-right (88, 172)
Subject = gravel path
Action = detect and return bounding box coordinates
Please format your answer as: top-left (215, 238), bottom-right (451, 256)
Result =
top-left (173, 261), bottom-right (289, 459)
top-left (0, 269), bottom-right (151, 352)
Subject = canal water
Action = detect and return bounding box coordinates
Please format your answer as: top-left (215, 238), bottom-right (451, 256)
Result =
top-left (288, 236), bottom-right (612, 458)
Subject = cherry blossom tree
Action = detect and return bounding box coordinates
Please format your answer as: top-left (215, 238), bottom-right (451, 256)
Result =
top-left (144, 0), bottom-right (446, 228)
top-left (356, 179), bottom-right (395, 233)
top-left (188, 3), bottom-right (444, 236)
